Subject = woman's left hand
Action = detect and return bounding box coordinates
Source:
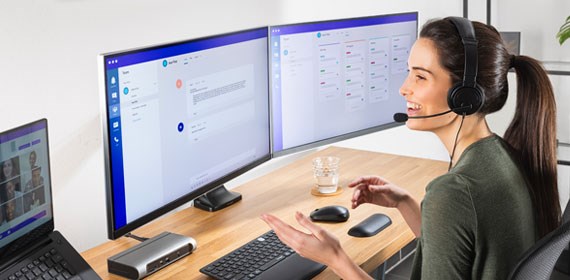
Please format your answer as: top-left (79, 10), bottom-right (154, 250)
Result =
top-left (260, 211), bottom-right (344, 268)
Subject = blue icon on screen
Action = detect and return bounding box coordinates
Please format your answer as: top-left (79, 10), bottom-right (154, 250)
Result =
top-left (283, 50), bottom-right (288, 56)
top-left (123, 87), bottom-right (129, 95)
top-left (317, 32), bottom-right (321, 38)
top-left (162, 60), bottom-right (168, 67)
top-left (178, 122), bottom-right (184, 132)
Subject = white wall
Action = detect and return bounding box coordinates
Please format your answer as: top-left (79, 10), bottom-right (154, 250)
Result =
top-left (1, 0), bottom-right (567, 253)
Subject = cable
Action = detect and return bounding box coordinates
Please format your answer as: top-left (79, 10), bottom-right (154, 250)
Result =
top-left (125, 232), bottom-right (149, 242)
top-left (448, 114), bottom-right (466, 171)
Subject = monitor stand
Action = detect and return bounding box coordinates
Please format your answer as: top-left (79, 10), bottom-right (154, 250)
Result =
top-left (194, 185), bottom-right (242, 212)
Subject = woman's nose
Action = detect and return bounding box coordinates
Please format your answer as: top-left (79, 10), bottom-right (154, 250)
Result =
top-left (400, 81), bottom-right (412, 97)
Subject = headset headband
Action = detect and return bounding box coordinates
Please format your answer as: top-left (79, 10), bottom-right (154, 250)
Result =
top-left (448, 17), bottom-right (478, 88)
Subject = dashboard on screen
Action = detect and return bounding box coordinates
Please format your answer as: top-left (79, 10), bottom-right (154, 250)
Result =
top-left (270, 12), bottom-right (418, 156)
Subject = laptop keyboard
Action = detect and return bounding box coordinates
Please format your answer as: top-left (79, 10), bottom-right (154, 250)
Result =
top-left (200, 230), bottom-right (297, 280)
top-left (8, 247), bottom-right (81, 280)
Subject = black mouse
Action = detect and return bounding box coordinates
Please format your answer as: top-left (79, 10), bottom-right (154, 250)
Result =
top-left (310, 205), bottom-right (349, 223)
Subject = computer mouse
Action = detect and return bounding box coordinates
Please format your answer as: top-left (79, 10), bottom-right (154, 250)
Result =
top-left (310, 205), bottom-right (349, 223)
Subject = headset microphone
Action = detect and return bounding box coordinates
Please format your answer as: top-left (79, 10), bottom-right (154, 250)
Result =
top-left (393, 105), bottom-right (472, 123)
top-left (393, 113), bottom-right (409, 123)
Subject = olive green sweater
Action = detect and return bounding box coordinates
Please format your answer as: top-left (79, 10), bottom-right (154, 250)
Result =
top-left (410, 134), bottom-right (537, 280)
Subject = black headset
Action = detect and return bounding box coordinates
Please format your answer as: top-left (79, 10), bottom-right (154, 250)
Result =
top-left (446, 17), bottom-right (485, 116)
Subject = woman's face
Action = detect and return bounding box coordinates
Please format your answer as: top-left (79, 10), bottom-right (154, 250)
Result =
top-left (2, 160), bottom-right (13, 178)
top-left (399, 38), bottom-right (455, 131)
top-left (29, 152), bottom-right (36, 168)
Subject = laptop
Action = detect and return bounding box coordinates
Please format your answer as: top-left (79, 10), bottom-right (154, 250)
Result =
top-left (0, 119), bottom-right (100, 280)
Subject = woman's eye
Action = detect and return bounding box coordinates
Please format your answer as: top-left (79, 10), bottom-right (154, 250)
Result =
top-left (415, 75), bottom-right (426, 81)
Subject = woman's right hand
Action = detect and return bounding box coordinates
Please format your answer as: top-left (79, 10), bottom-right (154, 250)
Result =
top-left (348, 176), bottom-right (410, 209)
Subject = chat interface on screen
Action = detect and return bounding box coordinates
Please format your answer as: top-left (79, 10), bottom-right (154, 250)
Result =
top-left (271, 13), bottom-right (417, 152)
top-left (104, 28), bottom-right (270, 229)
top-left (0, 121), bottom-right (52, 249)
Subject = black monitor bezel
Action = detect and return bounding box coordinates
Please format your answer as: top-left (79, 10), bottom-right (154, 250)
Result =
top-left (268, 11), bottom-right (418, 157)
top-left (100, 27), bottom-right (271, 240)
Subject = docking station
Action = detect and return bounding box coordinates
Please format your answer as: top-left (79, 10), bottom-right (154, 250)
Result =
top-left (108, 232), bottom-right (197, 279)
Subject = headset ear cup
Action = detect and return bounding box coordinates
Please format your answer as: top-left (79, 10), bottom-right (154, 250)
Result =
top-left (447, 83), bottom-right (462, 112)
top-left (447, 84), bottom-right (485, 115)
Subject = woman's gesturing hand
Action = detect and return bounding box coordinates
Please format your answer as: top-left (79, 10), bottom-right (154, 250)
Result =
top-left (348, 176), bottom-right (410, 209)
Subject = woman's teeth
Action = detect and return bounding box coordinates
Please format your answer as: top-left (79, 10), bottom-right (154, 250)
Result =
top-left (407, 102), bottom-right (422, 110)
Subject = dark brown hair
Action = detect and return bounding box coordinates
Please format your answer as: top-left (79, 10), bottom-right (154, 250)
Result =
top-left (420, 18), bottom-right (560, 238)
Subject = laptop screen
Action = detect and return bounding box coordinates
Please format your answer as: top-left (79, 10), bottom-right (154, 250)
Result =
top-left (0, 119), bottom-right (53, 250)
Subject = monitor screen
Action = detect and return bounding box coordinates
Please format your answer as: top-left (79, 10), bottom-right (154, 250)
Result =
top-left (100, 27), bottom-right (271, 239)
top-left (270, 12), bottom-right (418, 156)
top-left (0, 119), bottom-right (53, 251)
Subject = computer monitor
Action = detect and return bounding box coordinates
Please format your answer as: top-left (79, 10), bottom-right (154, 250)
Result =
top-left (270, 12), bottom-right (418, 156)
top-left (0, 119), bottom-right (53, 256)
top-left (99, 27), bottom-right (270, 239)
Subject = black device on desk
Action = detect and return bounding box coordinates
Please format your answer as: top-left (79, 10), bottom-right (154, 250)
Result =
top-left (348, 213), bottom-right (392, 237)
top-left (0, 119), bottom-right (100, 280)
top-left (310, 205), bottom-right (350, 223)
top-left (200, 230), bottom-right (325, 280)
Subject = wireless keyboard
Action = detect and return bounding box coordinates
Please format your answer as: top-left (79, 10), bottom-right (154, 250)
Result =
top-left (200, 230), bottom-right (326, 280)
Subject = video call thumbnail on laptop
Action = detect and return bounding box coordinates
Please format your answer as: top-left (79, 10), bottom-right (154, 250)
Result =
top-left (0, 119), bottom-right (100, 280)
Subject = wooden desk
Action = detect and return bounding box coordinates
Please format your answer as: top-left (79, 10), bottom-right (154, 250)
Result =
top-left (81, 146), bottom-right (447, 279)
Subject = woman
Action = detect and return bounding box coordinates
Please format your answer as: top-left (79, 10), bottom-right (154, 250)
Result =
top-left (261, 17), bottom-right (560, 279)
top-left (1, 157), bottom-right (20, 183)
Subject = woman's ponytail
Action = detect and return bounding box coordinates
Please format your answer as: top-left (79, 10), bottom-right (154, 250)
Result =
top-left (504, 55), bottom-right (561, 238)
